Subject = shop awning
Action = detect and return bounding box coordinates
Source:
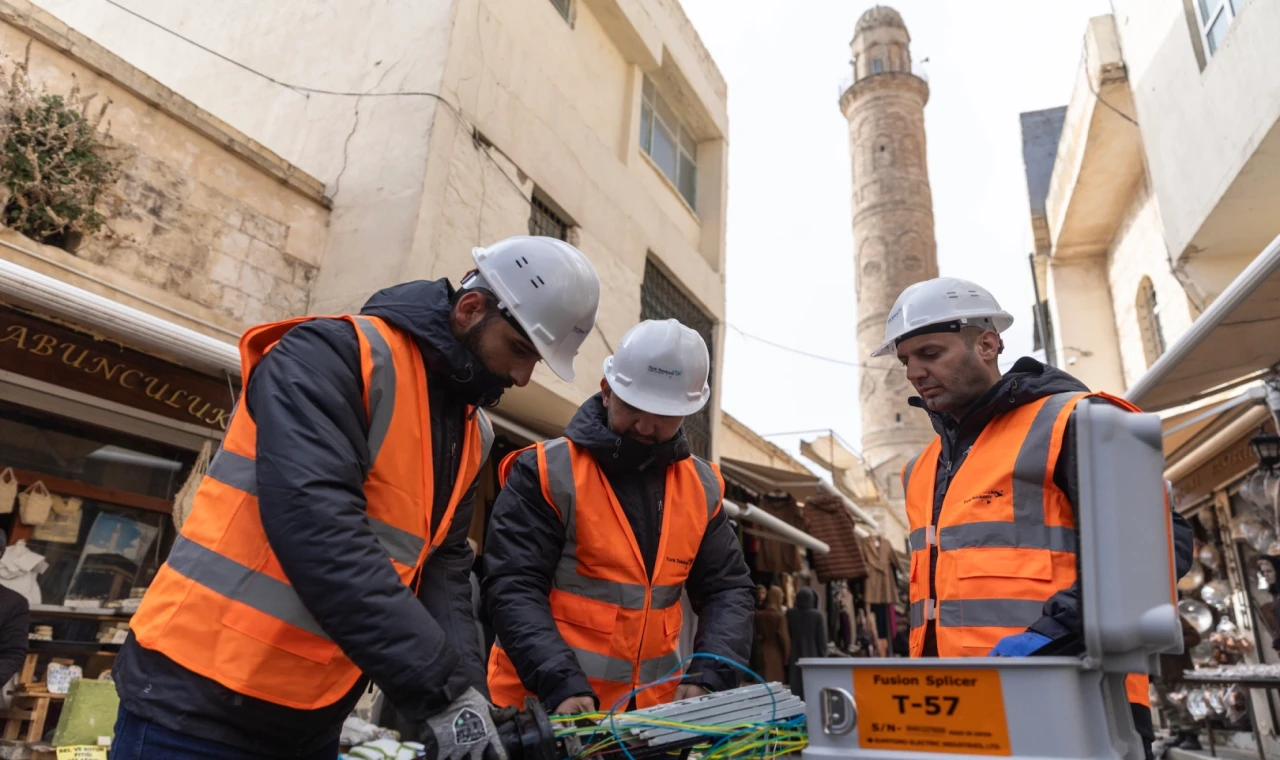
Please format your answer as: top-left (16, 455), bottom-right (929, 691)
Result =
top-left (719, 457), bottom-right (825, 500)
top-left (798, 435), bottom-right (882, 503)
top-left (0, 255), bottom-right (240, 377)
top-left (1126, 234), bottom-right (1280, 411)
top-left (1161, 385), bottom-right (1266, 457)
top-left (723, 499), bottom-right (830, 555)
top-left (719, 457), bottom-right (877, 535)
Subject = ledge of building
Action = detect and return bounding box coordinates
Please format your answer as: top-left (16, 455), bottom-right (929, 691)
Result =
top-left (839, 70), bottom-right (929, 115)
top-left (0, 0), bottom-right (331, 209)
top-left (719, 412), bottom-right (811, 474)
top-left (1044, 14), bottom-right (1142, 260)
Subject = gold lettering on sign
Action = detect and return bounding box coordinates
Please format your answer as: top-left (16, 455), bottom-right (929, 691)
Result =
top-left (206, 407), bottom-right (230, 428)
top-left (143, 376), bottom-right (170, 400)
top-left (86, 357), bottom-right (122, 382)
top-left (0, 310), bottom-right (234, 431)
top-left (30, 333), bottom-right (58, 356)
top-left (187, 397), bottom-right (211, 419)
top-left (0, 325), bottom-right (27, 348)
top-left (60, 342), bottom-right (90, 369)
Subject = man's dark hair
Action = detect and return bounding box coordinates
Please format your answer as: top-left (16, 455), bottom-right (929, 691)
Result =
top-left (452, 282), bottom-right (532, 341)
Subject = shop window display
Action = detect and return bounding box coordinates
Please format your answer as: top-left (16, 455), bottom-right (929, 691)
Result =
top-left (1163, 474), bottom-right (1280, 752)
top-left (0, 402), bottom-right (192, 608)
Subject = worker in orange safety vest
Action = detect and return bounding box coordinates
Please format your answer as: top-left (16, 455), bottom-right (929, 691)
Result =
top-left (483, 319), bottom-right (756, 716)
top-left (875, 277), bottom-right (1193, 760)
top-left (112, 237), bottom-right (600, 760)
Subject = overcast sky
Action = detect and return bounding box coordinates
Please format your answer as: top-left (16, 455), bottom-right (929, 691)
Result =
top-left (679, 0), bottom-right (1111, 461)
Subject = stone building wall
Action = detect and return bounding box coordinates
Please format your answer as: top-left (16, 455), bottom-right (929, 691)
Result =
top-left (0, 0), bottom-right (329, 341)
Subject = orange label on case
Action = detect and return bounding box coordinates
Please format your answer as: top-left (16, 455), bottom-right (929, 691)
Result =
top-left (853, 667), bottom-right (1011, 755)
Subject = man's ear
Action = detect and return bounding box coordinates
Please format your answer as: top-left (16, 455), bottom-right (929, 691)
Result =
top-left (978, 331), bottom-right (1003, 362)
top-left (453, 291), bottom-right (486, 330)
top-left (599, 378), bottom-right (611, 405)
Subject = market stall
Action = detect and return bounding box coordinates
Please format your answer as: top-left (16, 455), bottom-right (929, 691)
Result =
top-left (1128, 234), bottom-right (1280, 756)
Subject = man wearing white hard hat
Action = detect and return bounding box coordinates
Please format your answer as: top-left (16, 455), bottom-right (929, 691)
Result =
top-left (883, 277), bottom-right (1192, 759)
top-left (484, 319), bottom-right (755, 715)
top-left (112, 237), bottom-right (600, 759)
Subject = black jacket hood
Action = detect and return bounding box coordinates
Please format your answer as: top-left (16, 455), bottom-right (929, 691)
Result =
top-left (795, 587), bottom-right (818, 610)
top-left (911, 357), bottom-right (1089, 437)
top-left (565, 394), bottom-right (691, 474)
top-left (360, 279), bottom-right (510, 407)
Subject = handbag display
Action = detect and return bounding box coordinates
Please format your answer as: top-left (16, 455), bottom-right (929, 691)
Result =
top-left (32, 495), bottom-right (83, 543)
top-left (17, 480), bottom-right (52, 525)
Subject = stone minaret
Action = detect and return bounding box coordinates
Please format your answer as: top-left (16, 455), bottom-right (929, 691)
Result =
top-left (840, 6), bottom-right (939, 510)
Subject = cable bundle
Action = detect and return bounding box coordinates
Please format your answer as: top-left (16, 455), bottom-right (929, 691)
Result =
top-left (550, 654), bottom-right (808, 759)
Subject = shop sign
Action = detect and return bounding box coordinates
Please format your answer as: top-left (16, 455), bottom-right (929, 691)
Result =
top-left (1173, 422), bottom-right (1274, 509)
top-left (0, 306), bottom-right (235, 432)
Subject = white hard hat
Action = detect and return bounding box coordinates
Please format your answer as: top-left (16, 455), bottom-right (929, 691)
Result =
top-left (603, 319), bottom-right (710, 417)
top-left (464, 236), bottom-right (601, 381)
top-left (871, 277), bottom-right (1014, 357)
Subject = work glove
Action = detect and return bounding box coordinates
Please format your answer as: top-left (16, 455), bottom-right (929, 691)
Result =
top-left (417, 687), bottom-right (509, 760)
top-left (988, 631), bottom-right (1052, 657)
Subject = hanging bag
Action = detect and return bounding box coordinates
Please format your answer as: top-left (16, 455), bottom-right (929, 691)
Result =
top-left (18, 480), bottom-right (52, 525)
top-left (0, 467), bottom-right (16, 514)
top-left (172, 441), bottom-right (213, 532)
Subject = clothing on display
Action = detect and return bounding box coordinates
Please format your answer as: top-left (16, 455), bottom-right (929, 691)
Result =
top-left (870, 603), bottom-right (891, 640)
top-left (858, 534), bottom-right (899, 605)
top-left (804, 494), bottom-right (867, 582)
top-left (0, 539), bottom-right (46, 605)
top-left (753, 587), bottom-right (790, 683)
top-left (754, 495), bottom-right (803, 573)
top-left (786, 587), bottom-right (826, 696)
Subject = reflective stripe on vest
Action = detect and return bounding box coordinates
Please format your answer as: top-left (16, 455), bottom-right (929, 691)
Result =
top-left (165, 534), bottom-right (329, 639)
top-left (205, 448), bottom-right (427, 567)
top-left (902, 454), bottom-right (920, 495)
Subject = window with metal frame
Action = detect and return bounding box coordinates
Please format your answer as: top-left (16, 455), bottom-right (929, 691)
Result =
top-left (639, 260), bottom-right (714, 459)
top-left (548, 0), bottom-right (572, 24)
top-left (1195, 0), bottom-right (1247, 55)
top-left (528, 195), bottom-right (569, 241)
top-left (1136, 277), bottom-right (1167, 369)
top-left (639, 76), bottom-right (698, 211)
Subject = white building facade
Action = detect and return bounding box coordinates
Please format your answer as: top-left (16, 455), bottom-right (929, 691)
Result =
top-left (37, 0), bottom-right (731, 455)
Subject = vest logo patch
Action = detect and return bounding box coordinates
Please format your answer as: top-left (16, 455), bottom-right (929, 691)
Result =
top-left (962, 489), bottom-right (1005, 505)
top-left (665, 556), bottom-right (694, 567)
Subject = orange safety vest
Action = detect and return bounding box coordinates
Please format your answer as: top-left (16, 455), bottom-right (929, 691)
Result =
top-left (902, 391), bottom-right (1152, 708)
top-left (486, 438), bottom-right (723, 711)
top-left (130, 315), bottom-right (494, 710)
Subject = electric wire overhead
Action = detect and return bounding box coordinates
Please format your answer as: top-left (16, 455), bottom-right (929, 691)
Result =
top-left (102, 0), bottom-right (1023, 373)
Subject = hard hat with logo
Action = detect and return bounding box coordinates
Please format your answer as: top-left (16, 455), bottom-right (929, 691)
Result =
top-left (603, 319), bottom-right (711, 417)
top-left (462, 236), bottom-right (601, 381)
top-left (871, 277), bottom-right (1014, 357)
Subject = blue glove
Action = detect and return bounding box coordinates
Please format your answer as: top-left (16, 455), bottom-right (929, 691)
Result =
top-left (988, 631), bottom-right (1052, 657)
